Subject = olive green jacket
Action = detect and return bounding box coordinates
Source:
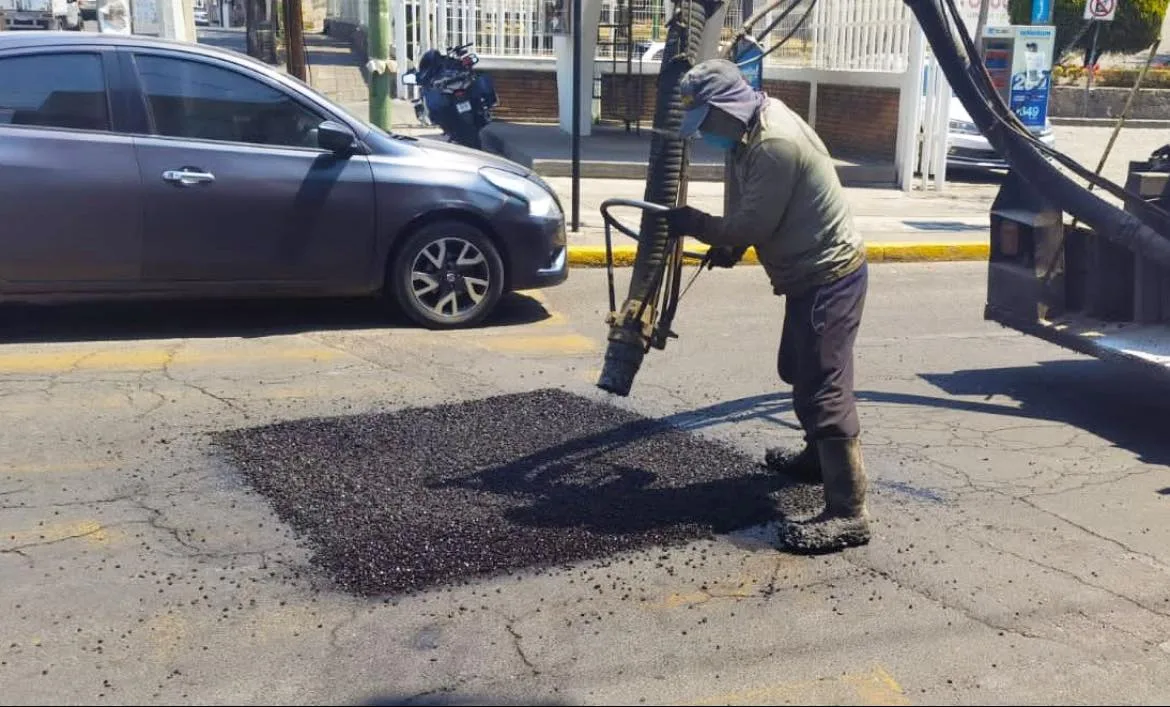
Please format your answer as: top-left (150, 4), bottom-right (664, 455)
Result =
top-left (700, 97), bottom-right (865, 295)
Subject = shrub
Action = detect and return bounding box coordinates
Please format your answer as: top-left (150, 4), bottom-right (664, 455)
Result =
top-left (1008, 0), bottom-right (1166, 63)
top-left (1094, 67), bottom-right (1170, 89)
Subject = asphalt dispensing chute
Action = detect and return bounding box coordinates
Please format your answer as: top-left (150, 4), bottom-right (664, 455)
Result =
top-left (595, 0), bottom-right (819, 397)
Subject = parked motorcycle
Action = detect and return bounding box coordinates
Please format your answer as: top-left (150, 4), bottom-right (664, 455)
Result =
top-left (401, 42), bottom-right (498, 150)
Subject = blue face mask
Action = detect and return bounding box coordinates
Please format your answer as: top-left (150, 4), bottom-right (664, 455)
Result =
top-left (701, 133), bottom-right (737, 151)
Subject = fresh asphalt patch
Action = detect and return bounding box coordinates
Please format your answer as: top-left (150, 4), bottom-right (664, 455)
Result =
top-left (211, 388), bottom-right (822, 597)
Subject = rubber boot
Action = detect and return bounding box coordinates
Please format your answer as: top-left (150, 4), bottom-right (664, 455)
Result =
top-left (762, 444), bottom-right (822, 484)
top-left (777, 437), bottom-right (870, 554)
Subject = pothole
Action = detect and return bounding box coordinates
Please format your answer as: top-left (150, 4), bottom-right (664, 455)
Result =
top-left (211, 388), bottom-right (819, 596)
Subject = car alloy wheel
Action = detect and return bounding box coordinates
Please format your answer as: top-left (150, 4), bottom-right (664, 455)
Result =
top-left (390, 220), bottom-right (504, 329)
top-left (411, 236), bottom-right (490, 315)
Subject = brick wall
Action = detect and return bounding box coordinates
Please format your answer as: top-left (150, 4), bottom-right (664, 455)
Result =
top-left (600, 75), bottom-right (813, 126)
top-left (762, 79), bottom-right (811, 121)
top-left (402, 68), bottom-right (900, 159)
top-left (600, 76), bottom-right (811, 123)
top-left (599, 75), bottom-right (656, 124)
top-left (489, 71), bottom-right (560, 123)
top-left (814, 84), bottom-right (899, 160)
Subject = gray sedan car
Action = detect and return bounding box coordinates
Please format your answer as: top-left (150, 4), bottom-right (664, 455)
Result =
top-left (0, 32), bottom-right (567, 329)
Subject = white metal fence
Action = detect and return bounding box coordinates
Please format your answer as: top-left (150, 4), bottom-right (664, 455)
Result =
top-left (331, 0), bottom-right (917, 70)
top-left (409, 0), bottom-right (555, 57)
top-left (808, 0), bottom-right (913, 72)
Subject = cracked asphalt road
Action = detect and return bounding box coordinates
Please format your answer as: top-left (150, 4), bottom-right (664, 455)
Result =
top-left (2, 263), bottom-right (1169, 705)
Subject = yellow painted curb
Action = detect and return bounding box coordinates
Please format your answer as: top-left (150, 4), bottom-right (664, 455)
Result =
top-left (865, 242), bottom-right (989, 262)
top-left (566, 242), bottom-right (988, 267)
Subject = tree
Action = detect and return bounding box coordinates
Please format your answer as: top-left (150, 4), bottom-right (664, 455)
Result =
top-left (1008, 0), bottom-right (1166, 64)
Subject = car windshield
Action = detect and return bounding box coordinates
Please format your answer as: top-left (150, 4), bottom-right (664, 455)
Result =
top-left (236, 65), bottom-right (417, 141)
top-left (332, 101), bottom-right (417, 141)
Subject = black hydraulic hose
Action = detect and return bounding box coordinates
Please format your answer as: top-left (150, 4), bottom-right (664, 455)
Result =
top-left (747, 0), bottom-right (802, 49)
top-left (905, 0), bottom-right (1170, 269)
top-left (756, 0), bottom-right (817, 63)
top-left (597, 0), bottom-right (717, 397)
top-left (741, 0), bottom-right (796, 35)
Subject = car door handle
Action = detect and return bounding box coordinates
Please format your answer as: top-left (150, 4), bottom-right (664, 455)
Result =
top-left (162, 169), bottom-right (216, 186)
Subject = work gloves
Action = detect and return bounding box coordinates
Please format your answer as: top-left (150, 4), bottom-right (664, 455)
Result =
top-left (664, 205), bottom-right (711, 241)
top-left (664, 206), bottom-right (744, 270)
top-left (704, 245), bottom-right (746, 269)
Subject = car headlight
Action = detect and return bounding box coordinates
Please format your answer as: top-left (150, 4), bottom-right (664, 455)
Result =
top-left (949, 119), bottom-right (981, 135)
top-left (480, 167), bottom-right (558, 219)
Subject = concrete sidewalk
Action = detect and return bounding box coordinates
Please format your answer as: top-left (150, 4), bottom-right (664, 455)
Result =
top-left (551, 175), bottom-right (998, 265)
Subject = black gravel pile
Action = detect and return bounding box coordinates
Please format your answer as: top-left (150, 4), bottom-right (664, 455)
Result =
top-left (211, 388), bottom-right (799, 597)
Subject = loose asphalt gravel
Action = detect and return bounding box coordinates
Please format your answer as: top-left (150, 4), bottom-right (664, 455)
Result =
top-left (211, 388), bottom-right (825, 597)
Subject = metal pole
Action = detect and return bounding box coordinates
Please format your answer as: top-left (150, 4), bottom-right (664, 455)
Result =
top-left (571, 0), bottom-right (582, 231)
top-left (1082, 20), bottom-right (1099, 117)
top-left (368, 0), bottom-right (392, 129)
top-left (284, 0), bottom-right (307, 81)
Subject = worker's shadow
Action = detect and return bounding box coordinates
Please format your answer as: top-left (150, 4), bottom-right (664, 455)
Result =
top-left (663, 359), bottom-right (1170, 469)
top-left (437, 359), bottom-right (1170, 536)
top-left (430, 393), bottom-right (822, 537)
top-left (681, 360), bottom-right (1170, 471)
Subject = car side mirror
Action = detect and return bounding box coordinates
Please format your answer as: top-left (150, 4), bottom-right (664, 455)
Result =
top-left (316, 120), bottom-right (357, 155)
top-left (401, 71), bottom-right (417, 86)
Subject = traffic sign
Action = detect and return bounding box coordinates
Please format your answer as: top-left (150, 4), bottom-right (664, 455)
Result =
top-left (1084, 0), bottom-right (1118, 22)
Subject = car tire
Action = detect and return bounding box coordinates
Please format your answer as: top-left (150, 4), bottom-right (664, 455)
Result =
top-left (388, 220), bottom-right (505, 329)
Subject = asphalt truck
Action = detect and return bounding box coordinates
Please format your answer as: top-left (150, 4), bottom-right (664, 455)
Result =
top-left (912, 1), bottom-right (1170, 385)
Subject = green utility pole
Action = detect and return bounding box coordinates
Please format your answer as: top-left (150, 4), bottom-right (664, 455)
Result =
top-left (368, 0), bottom-right (392, 129)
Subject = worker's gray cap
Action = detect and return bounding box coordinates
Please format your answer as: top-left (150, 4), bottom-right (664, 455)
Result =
top-left (678, 58), bottom-right (759, 139)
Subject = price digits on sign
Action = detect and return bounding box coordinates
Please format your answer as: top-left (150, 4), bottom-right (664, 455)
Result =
top-left (1014, 104), bottom-right (1042, 121)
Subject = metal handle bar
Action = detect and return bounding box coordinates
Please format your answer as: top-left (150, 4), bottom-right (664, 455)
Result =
top-left (599, 198), bottom-right (706, 260)
top-left (599, 198), bottom-right (670, 241)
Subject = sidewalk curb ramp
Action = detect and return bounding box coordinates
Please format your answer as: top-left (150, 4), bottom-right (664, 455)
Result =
top-left (566, 242), bottom-right (989, 267)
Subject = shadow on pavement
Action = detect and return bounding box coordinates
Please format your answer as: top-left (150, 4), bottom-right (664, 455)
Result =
top-left (429, 392), bottom-right (821, 537)
top-left (916, 359), bottom-right (1170, 467)
top-left (945, 166), bottom-right (1008, 185)
top-left (910, 167), bottom-right (1007, 186)
top-left (605, 358), bottom-right (1170, 471)
top-left (360, 693), bottom-right (567, 706)
top-left (667, 360), bottom-right (1170, 470)
top-left (0, 292), bottom-right (551, 343)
